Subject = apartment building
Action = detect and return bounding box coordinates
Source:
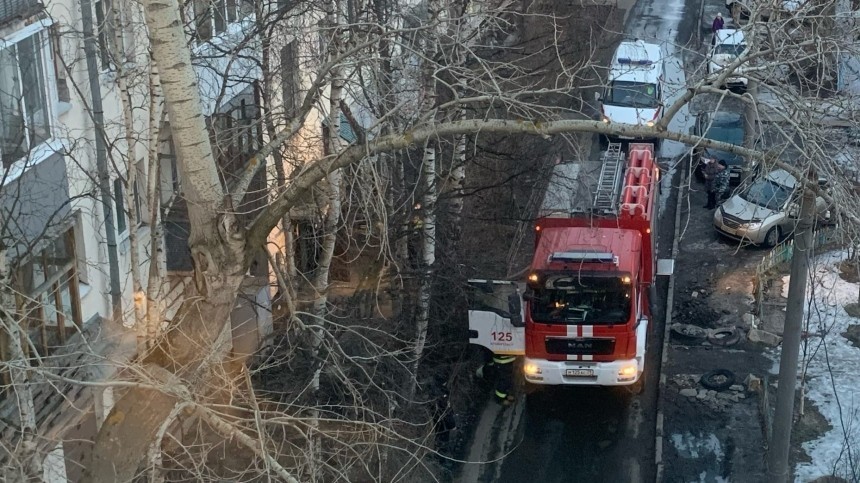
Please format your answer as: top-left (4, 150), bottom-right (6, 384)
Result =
top-left (0, 0), bottom-right (282, 478)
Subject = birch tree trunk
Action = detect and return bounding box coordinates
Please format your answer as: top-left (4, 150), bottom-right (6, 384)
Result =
top-left (112, 3), bottom-right (144, 333)
top-left (307, 4), bottom-right (346, 479)
top-left (408, 0), bottom-right (442, 399)
top-left (83, 0), bottom-right (247, 478)
top-left (145, 79), bottom-right (167, 348)
top-left (0, 243), bottom-right (41, 480)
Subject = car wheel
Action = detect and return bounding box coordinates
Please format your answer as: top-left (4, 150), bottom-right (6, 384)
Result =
top-left (763, 227), bottom-right (780, 247)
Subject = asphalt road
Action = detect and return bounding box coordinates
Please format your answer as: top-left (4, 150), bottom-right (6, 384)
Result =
top-left (491, 0), bottom-right (703, 480)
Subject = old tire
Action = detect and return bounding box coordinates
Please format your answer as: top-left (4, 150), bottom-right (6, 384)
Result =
top-left (700, 369), bottom-right (736, 391)
top-left (763, 227), bottom-right (780, 248)
top-left (671, 323), bottom-right (708, 343)
top-left (708, 327), bottom-right (741, 347)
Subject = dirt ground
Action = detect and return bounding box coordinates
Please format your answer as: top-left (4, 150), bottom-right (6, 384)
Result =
top-left (662, 166), bottom-right (774, 482)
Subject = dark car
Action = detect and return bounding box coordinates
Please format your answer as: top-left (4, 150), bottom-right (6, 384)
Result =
top-left (692, 110), bottom-right (746, 185)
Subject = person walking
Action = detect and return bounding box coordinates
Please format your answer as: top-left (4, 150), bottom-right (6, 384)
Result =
top-left (713, 12), bottom-right (725, 33)
top-left (476, 353), bottom-right (517, 405)
top-left (703, 159), bottom-right (729, 209)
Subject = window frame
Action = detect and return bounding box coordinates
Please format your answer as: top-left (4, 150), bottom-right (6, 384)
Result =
top-left (0, 22), bottom-right (59, 169)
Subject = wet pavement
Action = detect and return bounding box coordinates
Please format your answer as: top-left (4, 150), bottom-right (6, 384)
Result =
top-left (485, 0), bottom-right (704, 480)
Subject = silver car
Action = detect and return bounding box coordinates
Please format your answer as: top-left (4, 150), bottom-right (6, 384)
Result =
top-left (713, 169), bottom-right (830, 247)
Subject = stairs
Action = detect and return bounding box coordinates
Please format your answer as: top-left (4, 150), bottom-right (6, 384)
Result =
top-left (592, 143), bottom-right (625, 214)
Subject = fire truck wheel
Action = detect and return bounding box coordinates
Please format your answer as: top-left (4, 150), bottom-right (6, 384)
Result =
top-left (700, 369), bottom-right (736, 391)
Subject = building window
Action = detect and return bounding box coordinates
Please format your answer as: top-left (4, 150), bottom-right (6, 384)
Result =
top-left (114, 177), bottom-right (127, 235)
top-left (49, 26), bottom-right (71, 104)
top-left (191, 0), bottom-right (253, 42)
top-left (94, 0), bottom-right (115, 69)
top-left (158, 123), bottom-right (179, 205)
top-left (0, 29), bottom-right (54, 168)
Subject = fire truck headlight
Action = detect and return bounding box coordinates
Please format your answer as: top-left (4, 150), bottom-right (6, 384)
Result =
top-left (602, 115), bottom-right (611, 124)
top-left (618, 364), bottom-right (638, 381)
top-left (646, 120), bottom-right (655, 127)
top-left (524, 362), bottom-right (542, 376)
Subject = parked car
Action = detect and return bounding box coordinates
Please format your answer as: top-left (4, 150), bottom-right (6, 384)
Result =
top-left (692, 110), bottom-right (747, 184)
top-left (726, 0), bottom-right (801, 25)
top-left (707, 29), bottom-right (749, 90)
top-left (713, 169), bottom-right (832, 247)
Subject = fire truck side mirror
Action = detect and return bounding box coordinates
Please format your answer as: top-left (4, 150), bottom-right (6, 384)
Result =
top-left (657, 258), bottom-right (675, 276)
top-left (507, 293), bottom-right (524, 328)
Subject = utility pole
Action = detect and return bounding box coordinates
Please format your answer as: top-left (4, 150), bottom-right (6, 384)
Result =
top-left (766, 179), bottom-right (817, 481)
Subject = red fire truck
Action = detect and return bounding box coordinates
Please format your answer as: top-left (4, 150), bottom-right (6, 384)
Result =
top-left (468, 143), bottom-right (672, 387)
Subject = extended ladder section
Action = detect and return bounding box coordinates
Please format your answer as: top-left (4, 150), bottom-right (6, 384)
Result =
top-left (619, 143), bottom-right (657, 223)
top-left (592, 143), bottom-right (625, 214)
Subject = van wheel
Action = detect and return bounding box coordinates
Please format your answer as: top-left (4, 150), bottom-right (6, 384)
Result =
top-left (763, 227), bottom-right (780, 247)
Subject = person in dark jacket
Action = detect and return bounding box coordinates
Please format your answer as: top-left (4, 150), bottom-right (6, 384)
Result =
top-left (703, 159), bottom-right (729, 209)
top-left (713, 12), bottom-right (725, 32)
top-left (476, 354), bottom-right (517, 405)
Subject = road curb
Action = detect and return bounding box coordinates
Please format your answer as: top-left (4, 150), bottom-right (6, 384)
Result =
top-left (654, 161), bottom-right (687, 483)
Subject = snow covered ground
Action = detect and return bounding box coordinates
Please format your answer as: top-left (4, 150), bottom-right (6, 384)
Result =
top-left (775, 250), bottom-right (860, 482)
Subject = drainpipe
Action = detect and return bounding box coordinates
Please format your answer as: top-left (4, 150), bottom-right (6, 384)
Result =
top-left (80, 0), bottom-right (123, 324)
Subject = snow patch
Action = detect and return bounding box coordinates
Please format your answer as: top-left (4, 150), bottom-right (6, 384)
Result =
top-left (670, 431), bottom-right (725, 461)
top-left (785, 250), bottom-right (860, 482)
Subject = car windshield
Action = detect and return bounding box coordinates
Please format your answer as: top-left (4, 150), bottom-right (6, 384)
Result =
top-left (529, 274), bottom-right (632, 325)
top-left (607, 81), bottom-right (659, 109)
top-left (740, 179), bottom-right (792, 211)
top-left (715, 43), bottom-right (746, 57)
top-left (706, 122), bottom-right (744, 145)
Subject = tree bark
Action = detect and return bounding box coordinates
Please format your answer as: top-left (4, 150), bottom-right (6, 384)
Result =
top-left (408, 0), bottom-right (442, 400)
top-left (112, 4), bottom-right (144, 332)
top-left (307, 3), bottom-right (346, 479)
top-left (83, 0), bottom-right (246, 478)
top-left (0, 243), bottom-right (41, 479)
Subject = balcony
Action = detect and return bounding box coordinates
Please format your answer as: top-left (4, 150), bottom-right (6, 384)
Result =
top-left (0, 0), bottom-right (41, 27)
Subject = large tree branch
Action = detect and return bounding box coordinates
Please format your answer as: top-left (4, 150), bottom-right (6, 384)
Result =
top-left (245, 118), bottom-right (763, 253)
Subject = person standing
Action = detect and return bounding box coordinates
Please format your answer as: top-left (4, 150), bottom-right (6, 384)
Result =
top-left (476, 353), bottom-right (517, 405)
top-left (714, 160), bottom-right (730, 202)
top-left (713, 12), bottom-right (725, 33)
top-left (703, 159), bottom-right (728, 209)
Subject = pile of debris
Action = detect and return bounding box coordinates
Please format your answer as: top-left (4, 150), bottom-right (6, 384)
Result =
top-left (672, 373), bottom-right (762, 412)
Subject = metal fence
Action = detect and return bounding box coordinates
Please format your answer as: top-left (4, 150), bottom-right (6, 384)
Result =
top-left (753, 226), bottom-right (842, 316)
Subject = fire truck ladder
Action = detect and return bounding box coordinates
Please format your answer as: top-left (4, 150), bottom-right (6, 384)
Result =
top-left (593, 143), bottom-right (625, 214)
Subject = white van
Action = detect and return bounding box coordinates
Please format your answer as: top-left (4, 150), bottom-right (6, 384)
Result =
top-left (597, 40), bottom-right (665, 140)
top-left (708, 29), bottom-right (749, 89)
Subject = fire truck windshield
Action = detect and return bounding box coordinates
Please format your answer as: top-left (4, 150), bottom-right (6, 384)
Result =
top-left (529, 274), bottom-right (632, 325)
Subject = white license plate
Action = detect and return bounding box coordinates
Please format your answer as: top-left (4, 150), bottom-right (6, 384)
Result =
top-left (565, 369), bottom-right (595, 377)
